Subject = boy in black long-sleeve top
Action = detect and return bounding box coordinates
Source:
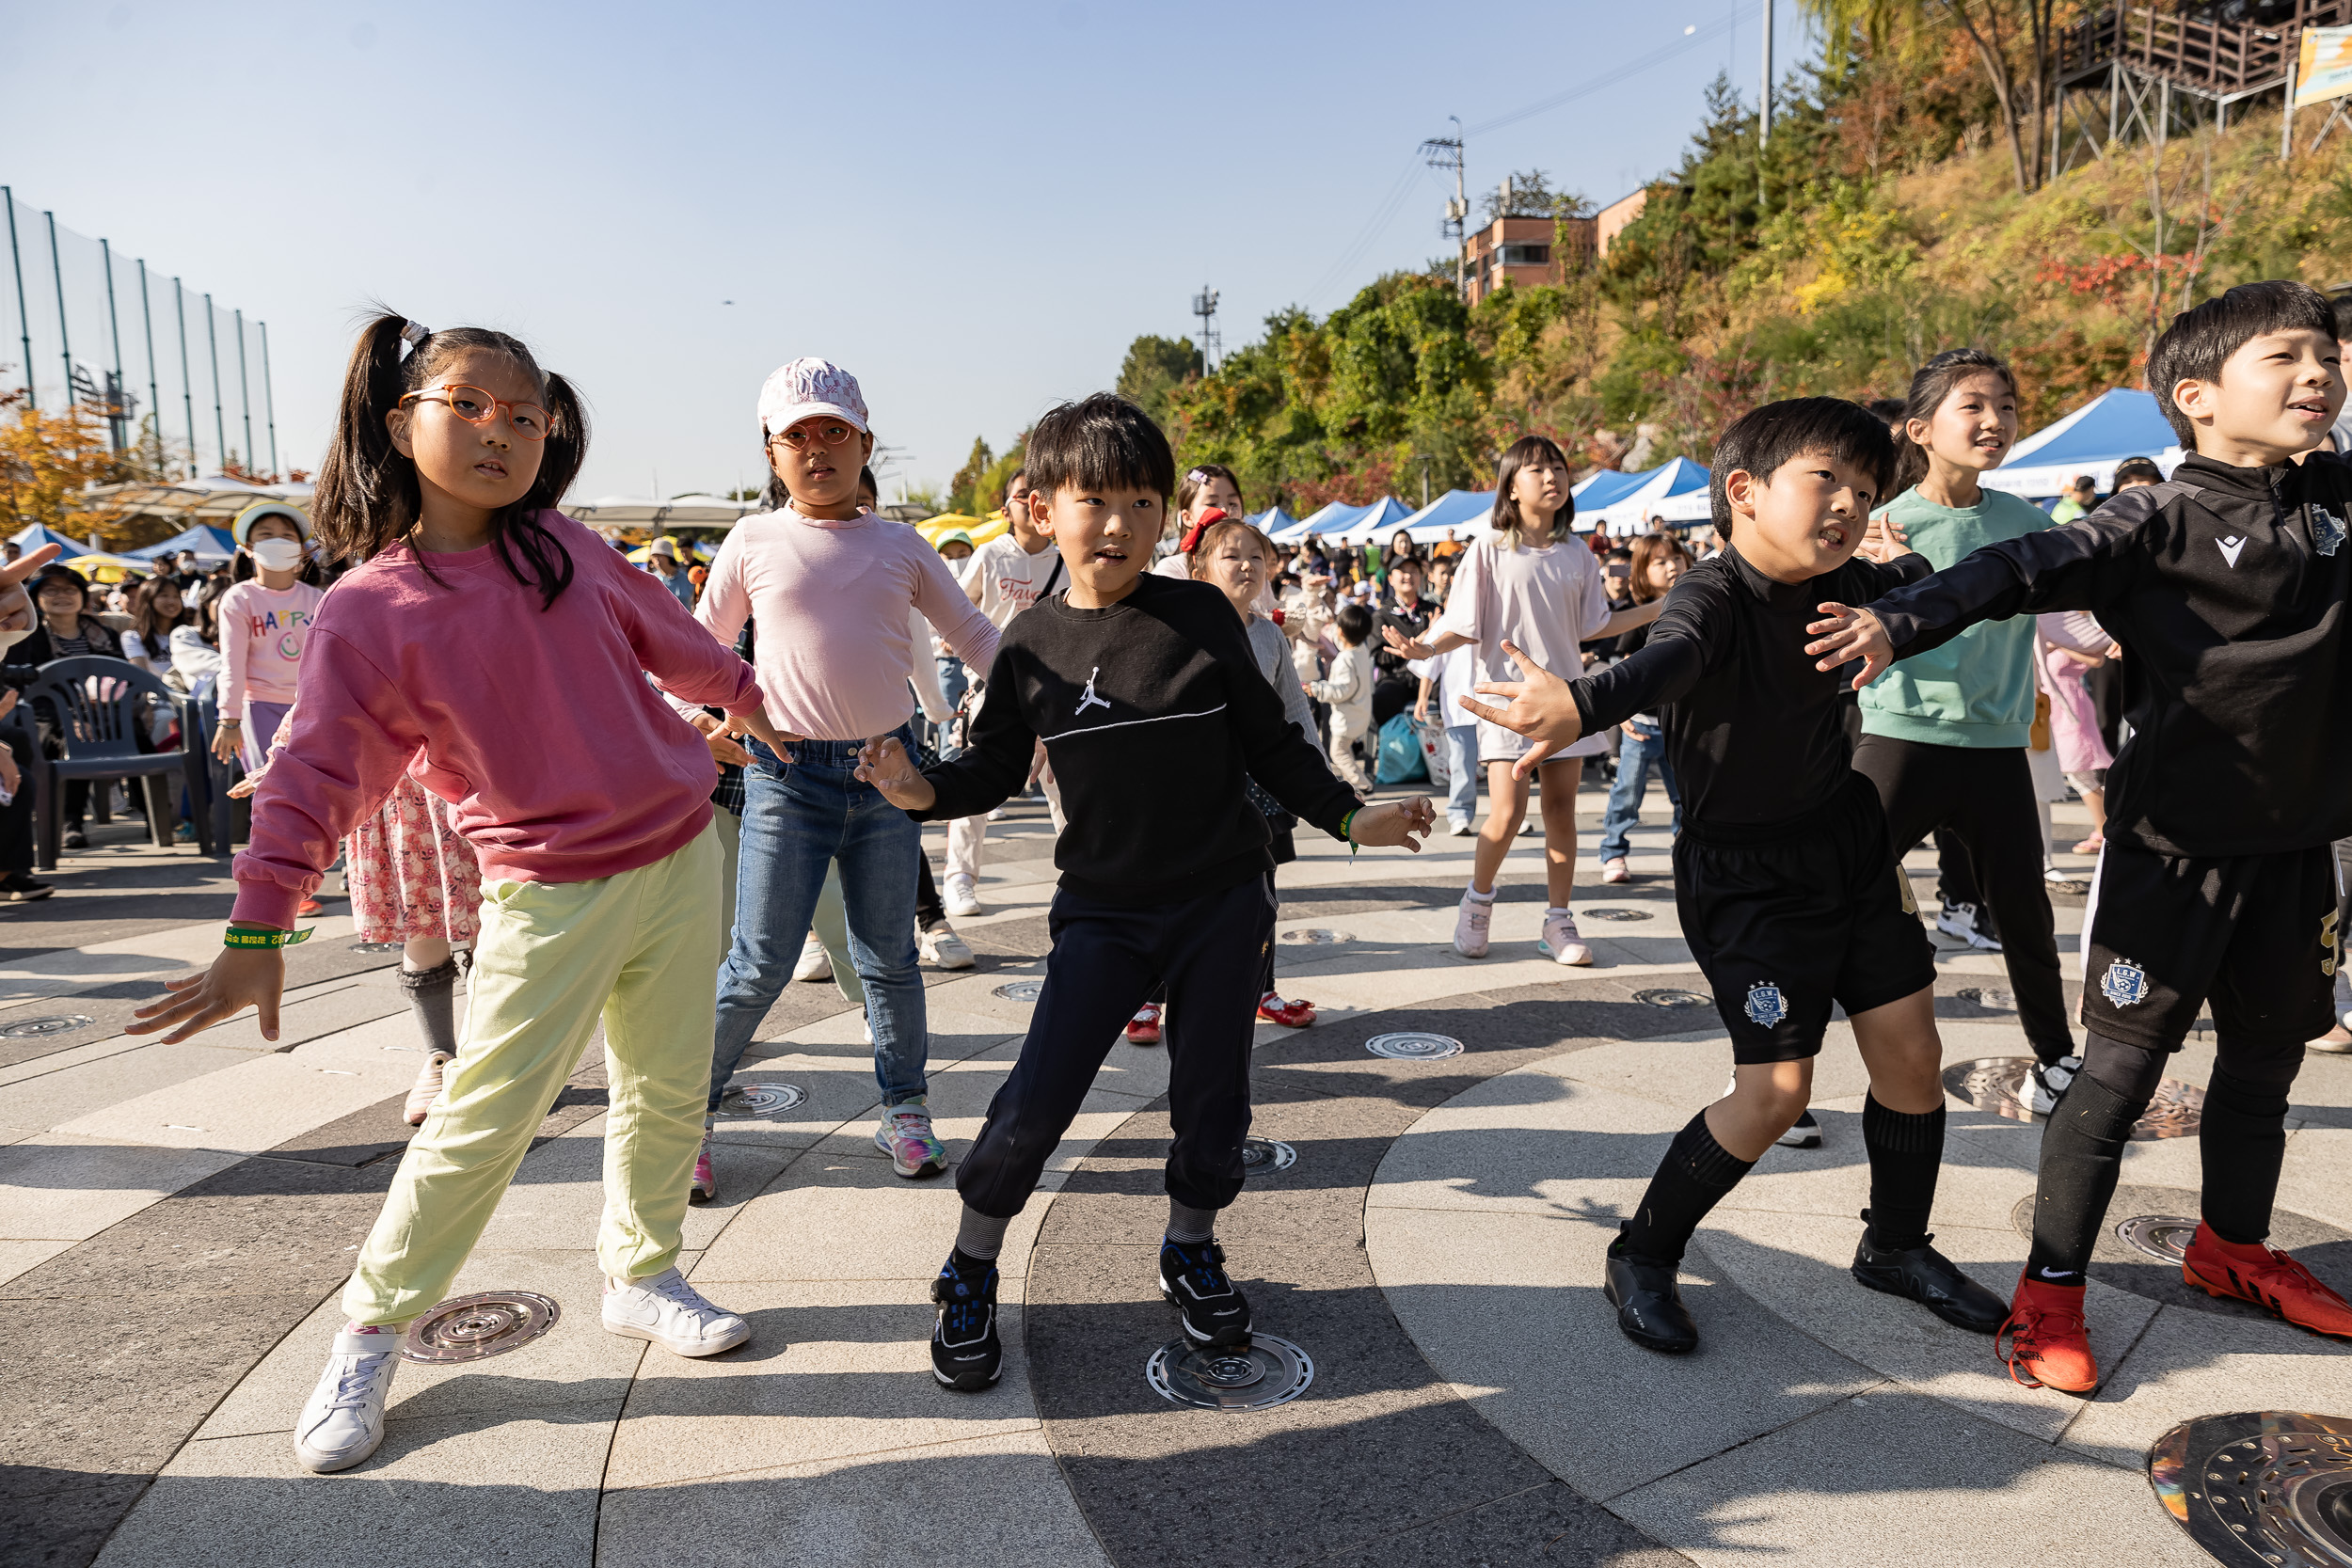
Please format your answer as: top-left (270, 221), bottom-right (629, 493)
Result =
top-left (1809, 281), bottom-right (2352, 1392)
top-left (857, 394), bottom-right (1433, 1391)
top-left (1465, 398), bottom-right (2009, 1355)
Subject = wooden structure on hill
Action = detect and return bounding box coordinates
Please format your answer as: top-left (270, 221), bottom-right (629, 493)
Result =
top-left (2053, 0), bottom-right (2351, 169)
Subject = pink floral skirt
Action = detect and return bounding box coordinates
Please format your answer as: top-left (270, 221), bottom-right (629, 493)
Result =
top-left (344, 776), bottom-right (483, 944)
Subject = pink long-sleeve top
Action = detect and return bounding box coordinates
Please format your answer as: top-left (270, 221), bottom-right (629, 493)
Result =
top-left (215, 578), bottom-right (326, 711)
top-left (693, 504), bottom-right (1001, 741)
top-left (230, 511), bottom-right (764, 929)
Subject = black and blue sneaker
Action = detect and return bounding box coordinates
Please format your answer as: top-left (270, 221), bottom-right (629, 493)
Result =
top-left (930, 1250), bottom-right (1001, 1391)
top-left (1158, 1236), bottom-right (1252, 1348)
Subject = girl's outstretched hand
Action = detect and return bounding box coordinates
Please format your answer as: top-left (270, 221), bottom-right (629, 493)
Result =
top-left (1379, 624), bottom-right (1434, 662)
top-left (128, 946), bottom-right (285, 1044)
top-left (1461, 639), bottom-right (1583, 780)
top-left (1348, 796), bottom-right (1435, 851)
top-left (1803, 604), bottom-right (1894, 689)
top-left (855, 736), bottom-right (937, 813)
top-left (1858, 514), bottom-right (1912, 564)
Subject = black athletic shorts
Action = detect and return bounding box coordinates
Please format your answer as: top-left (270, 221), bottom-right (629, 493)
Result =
top-left (1673, 772), bottom-right (1938, 1064)
top-left (2081, 838), bottom-right (2339, 1053)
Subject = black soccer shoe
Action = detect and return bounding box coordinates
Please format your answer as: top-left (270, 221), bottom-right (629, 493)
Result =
top-left (1159, 1237), bottom-right (1252, 1349)
top-left (1850, 1232), bottom-right (2008, 1333)
top-left (930, 1251), bottom-right (1002, 1391)
top-left (1604, 1244), bottom-right (1699, 1354)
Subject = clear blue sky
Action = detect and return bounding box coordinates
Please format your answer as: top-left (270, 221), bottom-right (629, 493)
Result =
top-left (4, 0), bottom-right (1809, 503)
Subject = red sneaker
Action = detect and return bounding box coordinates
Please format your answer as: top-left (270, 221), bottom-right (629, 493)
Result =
top-left (1996, 1274), bottom-right (2099, 1393)
top-left (1125, 1003), bottom-right (1162, 1045)
top-left (2182, 1221), bottom-right (2352, 1338)
top-left (296, 897), bottom-right (325, 917)
top-left (1256, 991), bottom-right (1316, 1028)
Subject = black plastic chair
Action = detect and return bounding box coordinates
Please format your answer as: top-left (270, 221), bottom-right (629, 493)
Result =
top-left (24, 656), bottom-right (215, 868)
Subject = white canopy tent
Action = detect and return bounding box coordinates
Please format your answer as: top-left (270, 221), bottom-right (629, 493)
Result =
top-left (1575, 457), bottom-right (1713, 534)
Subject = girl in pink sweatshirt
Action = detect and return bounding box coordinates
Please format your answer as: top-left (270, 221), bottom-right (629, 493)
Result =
top-left (129, 314), bottom-right (794, 1479)
top-left (211, 501), bottom-right (326, 770)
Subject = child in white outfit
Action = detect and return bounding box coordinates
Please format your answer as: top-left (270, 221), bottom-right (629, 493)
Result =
top-left (1311, 601), bottom-right (1376, 795)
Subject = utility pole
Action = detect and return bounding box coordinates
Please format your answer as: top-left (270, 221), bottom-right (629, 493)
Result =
top-left (174, 279), bottom-right (196, 476)
top-left (260, 322), bottom-right (278, 478)
top-left (1759, 0), bottom-right (1775, 211)
top-left (234, 308), bottom-right (254, 477)
top-left (137, 261), bottom-right (162, 468)
top-left (45, 212), bottom-right (71, 408)
top-left (205, 293), bottom-right (226, 469)
top-left (101, 238), bottom-right (128, 452)
top-left (1191, 286), bottom-right (1221, 372)
top-left (3, 188), bottom-right (31, 410)
top-left (1422, 116), bottom-right (1467, 300)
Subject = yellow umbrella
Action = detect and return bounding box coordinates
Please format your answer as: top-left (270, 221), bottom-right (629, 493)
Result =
top-left (58, 552), bottom-right (152, 583)
top-left (625, 537), bottom-right (711, 564)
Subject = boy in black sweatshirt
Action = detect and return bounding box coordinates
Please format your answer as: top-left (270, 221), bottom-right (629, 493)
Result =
top-left (1463, 399), bottom-right (2008, 1355)
top-left (856, 394), bottom-right (1433, 1391)
top-left (1807, 281), bottom-right (2352, 1392)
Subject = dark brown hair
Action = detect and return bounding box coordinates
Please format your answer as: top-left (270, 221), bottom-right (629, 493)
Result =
top-left (1625, 531), bottom-right (1692, 604)
top-left (1895, 348), bottom-right (2018, 493)
top-left (1708, 398), bottom-right (1900, 538)
top-left (130, 576), bottom-right (191, 644)
top-left (311, 311), bottom-right (587, 609)
top-left (1027, 393), bottom-right (1176, 502)
top-left (1490, 435), bottom-right (1575, 548)
top-left (2148, 279), bottom-right (2336, 447)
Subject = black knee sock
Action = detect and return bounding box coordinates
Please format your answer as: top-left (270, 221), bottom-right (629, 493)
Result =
top-left (1617, 1110), bottom-right (1756, 1266)
top-left (399, 959), bottom-right (460, 1060)
top-left (1167, 1198), bottom-right (1217, 1244)
top-left (955, 1206), bottom-right (1011, 1262)
top-left (1861, 1096), bottom-right (1945, 1252)
top-left (2023, 1073), bottom-right (2152, 1285)
top-left (2200, 1063), bottom-right (2294, 1245)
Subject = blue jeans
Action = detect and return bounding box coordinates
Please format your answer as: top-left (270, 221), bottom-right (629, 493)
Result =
top-left (1598, 722), bottom-right (1679, 862)
top-left (710, 726), bottom-right (929, 1112)
top-left (1444, 723), bottom-right (1479, 827)
top-left (934, 657), bottom-right (968, 757)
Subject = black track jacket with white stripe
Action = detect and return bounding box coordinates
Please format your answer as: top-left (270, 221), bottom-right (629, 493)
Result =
top-left (1863, 450), bottom-right (2352, 859)
top-left (912, 573), bottom-right (1359, 906)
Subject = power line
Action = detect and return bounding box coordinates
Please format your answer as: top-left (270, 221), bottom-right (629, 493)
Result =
top-left (1300, 151), bottom-right (1425, 309)
top-left (1466, 11), bottom-right (1744, 136)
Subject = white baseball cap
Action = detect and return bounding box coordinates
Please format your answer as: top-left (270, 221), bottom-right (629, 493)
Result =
top-left (757, 357), bottom-right (869, 439)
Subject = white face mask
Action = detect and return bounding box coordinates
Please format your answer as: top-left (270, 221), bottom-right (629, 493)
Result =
top-left (250, 537), bottom-right (306, 573)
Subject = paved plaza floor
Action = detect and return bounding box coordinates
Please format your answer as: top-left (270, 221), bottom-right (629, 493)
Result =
top-left (1, 779), bottom-right (2342, 1566)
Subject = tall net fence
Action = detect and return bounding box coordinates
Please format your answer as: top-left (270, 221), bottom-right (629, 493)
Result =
top-left (2, 186), bottom-right (281, 480)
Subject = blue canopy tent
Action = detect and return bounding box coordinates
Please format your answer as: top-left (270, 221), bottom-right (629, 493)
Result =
top-left (1248, 506), bottom-right (1299, 539)
top-left (126, 524), bottom-right (238, 566)
top-left (1277, 500), bottom-right (1374, 545)
top-left (1982, 388), bottom-right (2183, 500)
top-left (1329, 497), bottom-right (1418, 546)
top-left (1580, 456), bottom-right (1713, 534)
top-left (1390, 488), bottom-right (1497, 544)
top-left (9, 524), bottom-right (91, 557)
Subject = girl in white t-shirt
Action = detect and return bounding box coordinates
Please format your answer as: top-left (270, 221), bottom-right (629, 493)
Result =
top-left (1384, 436), bottom-right (1660, 964)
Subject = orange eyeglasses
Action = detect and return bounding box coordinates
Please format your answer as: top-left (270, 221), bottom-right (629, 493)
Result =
top-left (399, 384), bottom-right (551, 440)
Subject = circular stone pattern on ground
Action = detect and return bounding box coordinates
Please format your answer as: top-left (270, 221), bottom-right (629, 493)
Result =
top-left (2010, 1184), bottom-right (2352, 1319)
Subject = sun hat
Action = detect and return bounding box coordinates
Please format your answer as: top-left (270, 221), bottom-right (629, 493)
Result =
top-left (934, 529), bottom-right (976, 554)
top-left (757, 358), bottom-right (869, 439)
top-left (230, 500), bottom-right (310, 547)
top-left (649, 537), bottom-right (678, 560)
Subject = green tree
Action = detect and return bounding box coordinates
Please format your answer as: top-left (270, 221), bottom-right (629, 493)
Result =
top-left (1116, 335), bottom-right (1202, 427)
top-left (946, 436), bottom-right (994, 515)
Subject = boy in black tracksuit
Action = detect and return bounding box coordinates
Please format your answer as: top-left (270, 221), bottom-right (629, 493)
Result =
top-left (1464, 398), bottom-right (2010, 1354)
top-left (1809, 281), bottom-right (2352, 1392)
top-left (856, 393), bottom-right (1433, 1391)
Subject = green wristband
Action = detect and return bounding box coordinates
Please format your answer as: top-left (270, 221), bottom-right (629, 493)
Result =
top-left (1340, 808), bottom-right (1359, 845)
top-left (225, 923), bottom-right (313, 949)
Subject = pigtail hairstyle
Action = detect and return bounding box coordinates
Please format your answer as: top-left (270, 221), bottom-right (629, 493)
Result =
top-left (311, 310), bottom-right (584, 610)
top-left (1895, 347), bottom-right (2017, 495)
top-left (1489, 435), bottom-right (1576, 550)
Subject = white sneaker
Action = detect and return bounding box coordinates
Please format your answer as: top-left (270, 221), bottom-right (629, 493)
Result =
top-left (1934, 900), bottom-right (2002, 952)
top-left (945, 873), bottom-right (983, 917)
top-left (917, 920), bottom-right (976, 970)
top-left (602, 1267), bottom-right (751, 1356)
top-left (1448, 820), bottom-right (1473, 837)
top-left (1601, 858), bottom-right (1631, 884)
top-left (293, 1328), bottom-right (402, 1473)
top-left (2019, 1053), bottom-right (2082, 1116)
top-left (1538, 910), bottom-right (1594, 966)
top-left (792, 933), bottom-right (832, 984)
top-left (1721, 1072), bottom-right (1822, 1148)
top-left (1454, 890), bottom-right (1494, 958)
top-left (1517, 817), bottom-right (1535, 835)
top-left (986, 804), bottom-right (1007, 822)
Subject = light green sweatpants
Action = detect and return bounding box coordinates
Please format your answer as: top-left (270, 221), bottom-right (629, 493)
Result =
top-left (343, 823), bottom-right (723, 1325)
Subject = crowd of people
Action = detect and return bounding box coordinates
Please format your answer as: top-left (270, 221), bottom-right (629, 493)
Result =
top-left (0, 274), bottom-right (2316, 1478)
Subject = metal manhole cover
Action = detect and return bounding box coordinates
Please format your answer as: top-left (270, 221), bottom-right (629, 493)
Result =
top-left (1633, 989), bottom-right (1710, 1008)
top-left (0, 1014), bottom-right (92, 1038)
top-left (2116, 1214), bottom-right (2201, 1264)
top-left (1945, 1055), bottom-right (2203, 1138)
top-left (993, 979), bottom-right (1045, 1002)
top-left (1365, 1031), bottom-right (1463, 1060)
top-left (716, 1082), bottom-right (806, 1118)
top-left (1581, 907), bottom-right (1653, 922)
top-left (2150, 1410), bottom-right (2352, 1567)
top-left (1147, 1334), bottom-right (1313, 1412)
top-left (401, 1291), bottom-right (561, 1363)
top-left (1241, 1136), bottom-right (1296, 1175)
top-left (1955, 987), bottom-right (2015, 1009)
top-left (1278, 928), bottom-right (1349, 945)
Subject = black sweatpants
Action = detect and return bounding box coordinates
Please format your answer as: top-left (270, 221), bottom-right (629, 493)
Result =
top-left (1854, 735), bottom-right (2069, 1065)
top-left (957, 875), bottom-right (1276, 1219)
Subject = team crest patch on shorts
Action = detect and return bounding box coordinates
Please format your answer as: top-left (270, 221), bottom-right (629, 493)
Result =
top-left (2313, 503), bottom-right (2346, 558)
top-left (1744, 981), bottom-right (1788, 1027)
top-left (2099, 958), bottom-right (2150, 1008)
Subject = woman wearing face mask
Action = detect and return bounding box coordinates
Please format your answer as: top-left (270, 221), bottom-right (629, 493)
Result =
top-left (212, 502), bottom-right (326, 772)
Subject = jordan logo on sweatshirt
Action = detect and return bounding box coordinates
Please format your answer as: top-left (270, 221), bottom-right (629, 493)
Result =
top-left (1075, 667), bottom-right (1110, 716)
top-left (2217, 535), bottom-right (2248, 568)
